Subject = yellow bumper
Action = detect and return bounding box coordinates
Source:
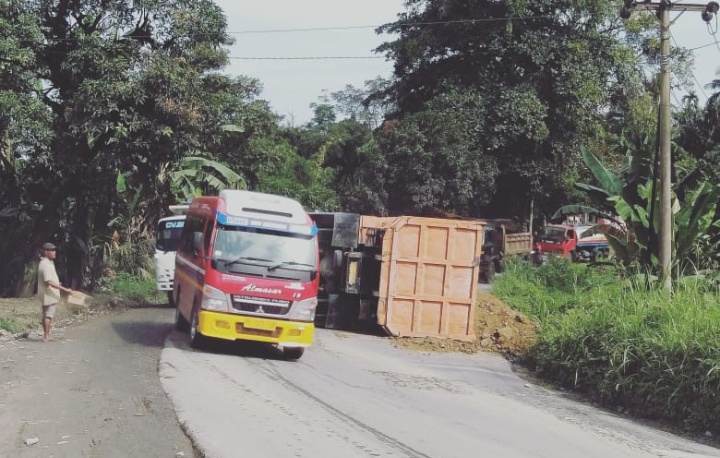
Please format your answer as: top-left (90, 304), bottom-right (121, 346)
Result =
top-left (197, 310), bottom-right (314, 346)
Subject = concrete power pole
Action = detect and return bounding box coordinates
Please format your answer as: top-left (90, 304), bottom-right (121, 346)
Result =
top-left (620, 0), bottom-right (719, 292)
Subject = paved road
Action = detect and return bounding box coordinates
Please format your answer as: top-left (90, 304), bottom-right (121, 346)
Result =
top-left (2, 306), bottom-right (719, 458)
top-left (162, 326), bottom-right (720, 458)
top-left (0, 307), bottom-right (198, 458)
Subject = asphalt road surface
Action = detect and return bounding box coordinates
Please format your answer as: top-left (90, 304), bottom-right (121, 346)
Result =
top-left (162, 325), bottom-right (720, 458)
top-left (2, 306), bottom-right (720, 458)
top-left (0, 306), bottom-right (198, 458)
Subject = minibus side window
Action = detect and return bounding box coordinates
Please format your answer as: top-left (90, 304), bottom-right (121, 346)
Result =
top-left (203, 217), bottom-right (213, 254)
top-left (180, 215), bottom-right (204, 255)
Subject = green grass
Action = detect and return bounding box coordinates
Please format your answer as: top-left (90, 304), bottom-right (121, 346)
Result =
top-left (99, 272), bottom-right (162, 305)
top-left (0, 317), bottom-right (23, 334)
top-left (495, 258), bottom-right (720, 434)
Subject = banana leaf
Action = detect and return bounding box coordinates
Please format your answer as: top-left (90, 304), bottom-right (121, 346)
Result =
top-left (581, 147), bottom-right (622, 195)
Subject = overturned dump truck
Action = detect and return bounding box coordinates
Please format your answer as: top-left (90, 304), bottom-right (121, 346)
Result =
top-left (310, 213), bottom-right (485, 341)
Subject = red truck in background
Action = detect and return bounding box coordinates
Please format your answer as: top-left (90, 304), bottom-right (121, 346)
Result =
top-left (532, 224), bottom-right (610, 264)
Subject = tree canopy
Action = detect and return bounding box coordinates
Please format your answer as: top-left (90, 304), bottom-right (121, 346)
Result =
top-left (0, 0), bottom-right (719, 295)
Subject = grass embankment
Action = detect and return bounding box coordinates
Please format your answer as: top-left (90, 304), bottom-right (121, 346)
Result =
top-left (0, 273), bottom-right (163, 334)
top-left (494, 259), bottom-right (720, 434)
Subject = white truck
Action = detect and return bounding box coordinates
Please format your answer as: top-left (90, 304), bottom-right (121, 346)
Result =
top-left (154, 204), bottom-right (189, 306)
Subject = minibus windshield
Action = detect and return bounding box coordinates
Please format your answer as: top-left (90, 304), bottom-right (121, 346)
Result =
top-left (212, 225), bottom-right (316, 274)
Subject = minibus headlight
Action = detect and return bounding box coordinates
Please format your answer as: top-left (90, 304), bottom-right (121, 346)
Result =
top-left (202, 285), bottom-right (229, 311)
top-left (287, 297), bottom-right (317, 322)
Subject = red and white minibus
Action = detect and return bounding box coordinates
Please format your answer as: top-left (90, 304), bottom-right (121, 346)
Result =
top-left (173, 190), bottom-right (318, 359)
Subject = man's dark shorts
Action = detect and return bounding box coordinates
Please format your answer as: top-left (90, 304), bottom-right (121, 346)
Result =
top-left (42, 303), bottom-right (57, 319)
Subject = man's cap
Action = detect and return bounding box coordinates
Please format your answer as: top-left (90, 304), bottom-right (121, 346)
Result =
top-left (42, 243), bottom-right (57, 251)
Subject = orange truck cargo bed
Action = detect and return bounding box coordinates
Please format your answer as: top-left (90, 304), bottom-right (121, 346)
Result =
top-left (361, 216), bottom-right (484, 341)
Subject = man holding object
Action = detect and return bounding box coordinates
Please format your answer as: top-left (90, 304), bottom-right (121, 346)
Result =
top-left (37, 243), bottom-right (72, 342)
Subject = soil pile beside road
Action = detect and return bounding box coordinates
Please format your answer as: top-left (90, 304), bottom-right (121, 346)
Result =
top-left (392, 292), bottom-right (539, 357)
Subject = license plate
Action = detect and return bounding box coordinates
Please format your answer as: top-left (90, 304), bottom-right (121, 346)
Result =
top-left (242, 318), bottom-right (276, 331)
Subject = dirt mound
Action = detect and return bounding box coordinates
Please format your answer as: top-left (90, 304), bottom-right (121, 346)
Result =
top-left (392, 292), bottom-right (539, 358)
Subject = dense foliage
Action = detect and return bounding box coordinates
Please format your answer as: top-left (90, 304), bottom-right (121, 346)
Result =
top-left (0, 0), bottom-right (719, 295)
top-left (372, 0), bottom-right (643, 219)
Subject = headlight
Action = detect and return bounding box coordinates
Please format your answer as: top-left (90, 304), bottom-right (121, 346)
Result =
top-left (202, 285), bottom-right (229, 311)
top-left (286, 297), bottom-right (317, 322)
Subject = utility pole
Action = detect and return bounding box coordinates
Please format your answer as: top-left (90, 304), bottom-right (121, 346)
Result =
top-left (620, 0), bottom-right (719, 292)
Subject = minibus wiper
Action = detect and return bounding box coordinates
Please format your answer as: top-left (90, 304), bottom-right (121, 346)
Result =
top-left (224, 256), bottom-right (272, 267)
top-left (268, 261), bottom-right (315, 272)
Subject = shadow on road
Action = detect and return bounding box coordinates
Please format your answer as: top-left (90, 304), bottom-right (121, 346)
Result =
top-left (168, 331), bottom-right (291, 361)
top-left (131, 302), bottom-right (174, 310)
top-left (112, 321), bottom-right (174, 348)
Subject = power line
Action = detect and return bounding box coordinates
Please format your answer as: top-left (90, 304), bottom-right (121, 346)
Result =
top-left (227, 56), bottom-right (384, 60)
top-left (708, 17), bottom-right (720, 53)
top-left (688, 41), bottom-right (720, 50)
top-left (226, 16), bottom-right (553, 35)
top-left (670, 32), bottom-right (709, 99)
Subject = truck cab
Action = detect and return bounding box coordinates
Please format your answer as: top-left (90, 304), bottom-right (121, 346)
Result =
top-left (155, 204), bottom-right (189, 306)
top-left (533, 224), bottom-right (610, 264)
top-left (533, 225), bottom-right (579, 262)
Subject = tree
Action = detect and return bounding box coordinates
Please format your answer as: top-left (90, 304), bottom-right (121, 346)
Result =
top-left (1, 0), bottom-right (268, 294)
top-left (342, 89), bottom-right (498, 216)
top-left (252, 137), bottom-right (340, 212)
top-left (706, 70), bottom-right (720, 143)
top-left (556, 146), bottom-right (720, 275)
top-left (330, 77), bottom-right (393, 130)
top-left (0, 0), bottom-right (54, 295)
top-left (372, 0), bottom-right (659, 220)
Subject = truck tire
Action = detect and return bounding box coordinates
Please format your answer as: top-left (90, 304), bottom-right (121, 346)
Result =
top-left (494, 258), bottom-right (504, 274)
top-left (485, 261), bottom-right (496, 283)
top-left (189, 303), bottom-right (206, 349)
top-left (283, 347), bottom-right (305, 360)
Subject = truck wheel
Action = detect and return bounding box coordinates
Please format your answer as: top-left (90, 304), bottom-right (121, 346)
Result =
top-left (493, 258), bottom-right (504, 274)
top-left (485, 261), bottom-right (496, 283)
top-left (167, 291), bottom-right (176, 308)
top-left (570, 250), bottom-right (578, 262)
top-left (283, 347), bottom-right (305, 360)
top-left (189, 304), bottom-right (206, 349)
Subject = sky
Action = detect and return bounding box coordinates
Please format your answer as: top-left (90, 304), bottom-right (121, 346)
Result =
top-left (213, 0), bottom-right (720, 125)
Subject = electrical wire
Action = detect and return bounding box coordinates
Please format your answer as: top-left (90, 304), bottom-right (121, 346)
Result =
top-left (225, 16), bottom-right (553, 34)
top-left (708, 15), bottom-right (720, 53)
top-left (670, 88), bottom-right (683, 106)
top-left (11, 14), bottom-right (563, 43)
top-left (227, 56), bottom-right (384, 60)
top-left (670, 32), bottom-right (709, 99)
top-left (688, 41), bottom-right (720, 50)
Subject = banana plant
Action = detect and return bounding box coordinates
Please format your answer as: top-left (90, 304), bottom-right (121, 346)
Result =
top-left (555, 147), bottom-right (720, 274)
top-left (170, 155), bottom-right (246, 203)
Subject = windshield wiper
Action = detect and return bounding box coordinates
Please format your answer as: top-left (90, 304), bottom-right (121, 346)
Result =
top-left (224, 256), bottom-right (273, 267)
top-left (268, 261), bottom-right (315, 271)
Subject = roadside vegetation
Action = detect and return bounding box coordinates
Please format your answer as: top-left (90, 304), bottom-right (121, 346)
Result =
top-left (0, 272), bottom-right (161, 336)
top-left (495, 258), bottom-right (720, 435)
top-left (0, 317), bottom-right (23, 334)
top-left (1, 0), bottom-right (720, 436)
top-left (2, 0), bottom-right (719, 298)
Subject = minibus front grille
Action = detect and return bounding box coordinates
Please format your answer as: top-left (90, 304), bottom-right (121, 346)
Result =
top-left (231, 296), bottom-right (291, 316)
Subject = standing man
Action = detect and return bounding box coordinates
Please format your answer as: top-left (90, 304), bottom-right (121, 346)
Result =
top-left (37, 242), bottom-right (72, 342)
